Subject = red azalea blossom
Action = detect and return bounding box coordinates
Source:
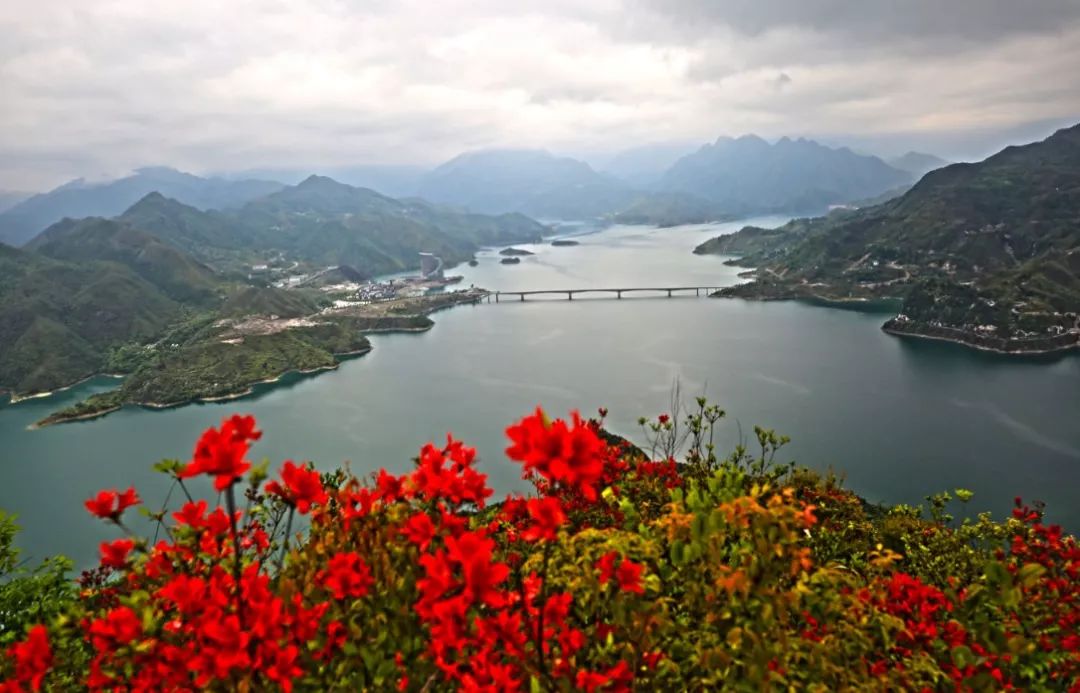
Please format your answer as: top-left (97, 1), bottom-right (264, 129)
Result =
top-left (521, 496), bottom-right (566, 542)
top-left (4, 625), bottom-right (52, 692)
top-left (596, 551), bottom-right (619, 584)
top-left (319, 552), bottom-right (374, 600)
top-left (180, 415), bottom-right (260, 491)
top-left (266, 461), bottom-right (328, 514)
top-left (402, 511), bottom-right (437, 551)
top-left (99, 538), bottom-right (135, 569)
top-left (84, 486), bottom-right (140, 521)
top-left (7, 411), bottom-right (1080, 691)
top-left (615, 559), bottom-right (645, 595)
top-left (172, 499), bottom-right (208, 528)
top-left (505, 408), bottom-right (606, 500)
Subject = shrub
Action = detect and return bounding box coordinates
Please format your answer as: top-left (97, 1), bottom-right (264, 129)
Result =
top-left (1, 404), bottom-right (1078, 691)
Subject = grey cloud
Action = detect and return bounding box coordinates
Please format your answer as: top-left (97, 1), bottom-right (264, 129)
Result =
top-left (632, 0), bottom-right (1080, 47)
top-left (1, 0), bottom-right (1078, 190)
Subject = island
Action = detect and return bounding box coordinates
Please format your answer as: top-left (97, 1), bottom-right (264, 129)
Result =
top-left (500, 257), bottom-right (522, 265)
top-left (551, 239), bottom-right (580, 247)
top-left (499, 247), bottom-right (535, 256)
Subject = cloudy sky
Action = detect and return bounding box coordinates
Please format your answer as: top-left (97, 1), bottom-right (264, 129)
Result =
top-left (2, 0), bottom-right (1079, 190)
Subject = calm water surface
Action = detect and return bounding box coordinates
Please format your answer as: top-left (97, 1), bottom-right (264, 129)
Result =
top-left (3, 217), bottom-right (1079, 567)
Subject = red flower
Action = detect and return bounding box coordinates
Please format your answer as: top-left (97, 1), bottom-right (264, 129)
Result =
top-left (658, 414), bottom-right (670, 425)
top-left (575, 660), bottom-right (633, 692)
top-left (445, 530), bottom-right (509, 608)
top-left (616, 559), bottom-right (645, 595)
top-left (319, 552), bottom-right (374, 600)
top-left (596, 551), bottom-right (619, 584)
top-left (262, 643), bottom-right (302, 693)
top-left (88, 606), bottom-right (142, 651)
top-left (172, 499), bottom-right (208, 528)
top-left (521, 497), bottom-right (566, 542)
top-left (596, 552), bottom-right (644, 594)
top-left (402, 512), bottom-right (437, 551)
top-left (265, 461), bottom-right (327, 514)
top-left (99, 538), bottom-right (135, 569)
top-left (84, 487), bottom-right (140, 521)
top-left (156, 574), bottom-right (206, 615)
top-left (505, 408), bottom-right (606, 500)
top-left (180, 415), bottom-right (260, 491)
top-left (5, 625), bottom-right (52, 691)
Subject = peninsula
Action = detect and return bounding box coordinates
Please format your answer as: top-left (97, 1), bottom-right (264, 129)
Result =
top-left (696, 124), bottom-right (1080, 356)
top-left (33, 288), bottom-right (489, 428)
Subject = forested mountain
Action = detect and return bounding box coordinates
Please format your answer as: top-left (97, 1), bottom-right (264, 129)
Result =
top-left (700, 123), bottom-right (1080, 352)
top-left (0, 167), bottom-right (284, 247)
top-left (659, 135), bottom-right (912, 214)
top-left (0, 172), bottom-right (549, 399)
top-left (0, 243), bottom-right (186, 395)
top-left (26, 217), bottom-right (222, 304)
top-left (226, 175), bottom-right (545, 276)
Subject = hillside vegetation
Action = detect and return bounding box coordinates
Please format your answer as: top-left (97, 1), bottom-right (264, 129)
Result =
top-left (2, 404), bottom-right (1077, 691)
top-left (699, 123), bottom-right (1080, 353)
top-left (1, 173), bottom-right (545, 404)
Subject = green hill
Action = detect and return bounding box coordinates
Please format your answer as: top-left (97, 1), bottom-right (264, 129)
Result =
top-left (226, 175), bottom-right (545, 275)
top-left (27, 217), bottom-right (223, 304)
top-left (220, 286), bottom-right (321, 318)
top-left (700, 123), bottom-right (1080, 352)
top-left (116, 193), bottom-right (264, 273)
top-left (0, 244), bottom-right (183, 396)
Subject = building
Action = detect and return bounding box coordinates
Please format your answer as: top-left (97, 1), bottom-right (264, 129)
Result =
top-left (419, 252), bottom-right (444, 279)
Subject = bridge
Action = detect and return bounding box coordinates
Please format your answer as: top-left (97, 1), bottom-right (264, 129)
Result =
top-left (485, 287), bottom-right (721, 302)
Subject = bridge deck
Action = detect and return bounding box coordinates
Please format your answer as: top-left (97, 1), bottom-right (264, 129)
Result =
top-left (486, 287), bottom-right (721, 301)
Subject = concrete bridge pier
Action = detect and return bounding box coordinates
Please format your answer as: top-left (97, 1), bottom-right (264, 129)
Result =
top-left (617, 290), bottom-right (622, 299)
top-left (667, 289), bottom-right (673, 297)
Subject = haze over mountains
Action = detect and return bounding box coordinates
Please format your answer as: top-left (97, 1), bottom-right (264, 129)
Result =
top-left (887, 152), bottom-right (951, 179)
top-left (0, 168), bottom-right (284, 247)
top-left (656, 135), bottom-right (913, 214)
top-left (0, 134), bottom-right (924, 245)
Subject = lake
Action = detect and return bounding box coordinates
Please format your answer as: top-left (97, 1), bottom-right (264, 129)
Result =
top-left (2, 217), bottom-right (1079, 568)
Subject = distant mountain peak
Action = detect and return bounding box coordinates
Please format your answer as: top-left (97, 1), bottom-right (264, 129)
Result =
top-left (659, 134), bottom-right (912, 213)
top-left (0, 169), bottom-right (285, 247)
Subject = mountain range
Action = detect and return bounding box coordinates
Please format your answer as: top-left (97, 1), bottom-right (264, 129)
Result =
top-left (414, 138), bottom-right (915, 222)
top-left (657, 135), bottom-right (913, 214)
top-left (0, 174), bottom-right (545, 399)
top-left (4, 135), bottom-right (928, 242)
top-left (700, 123), bottom-right (1080, 353)
top-left (0, 167), bottom-right (285, 247)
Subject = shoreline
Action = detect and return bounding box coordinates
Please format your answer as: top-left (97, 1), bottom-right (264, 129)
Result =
top-left (882, 323), bottom-right (1079, 356)
top-left (30, 346), bottom-right (374, 430)
top-left (6, 373), bottom-right (125, 405)
top-left (717, 289), bottom-right (1080, 357)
